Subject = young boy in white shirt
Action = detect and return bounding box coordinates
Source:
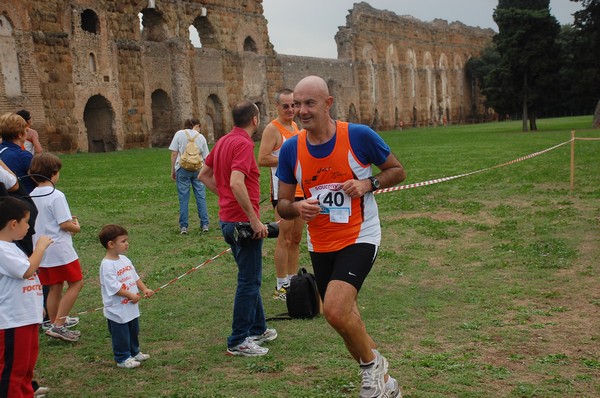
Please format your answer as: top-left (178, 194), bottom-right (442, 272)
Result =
top-left (29, 152), bottom-right (82, 342)
top-left (0, 197), bottom-right (53, 396)
top-left (98, 224), bottom-right (154, 369)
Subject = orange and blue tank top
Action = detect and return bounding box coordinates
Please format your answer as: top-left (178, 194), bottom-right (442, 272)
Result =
top-left (270, 119), bottom-right (303, 199)
top-left (295, 121), bottom-right (381, 252)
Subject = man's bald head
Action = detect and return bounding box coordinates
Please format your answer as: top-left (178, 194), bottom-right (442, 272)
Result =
top-left (294, 75), bottom-right (330, 98)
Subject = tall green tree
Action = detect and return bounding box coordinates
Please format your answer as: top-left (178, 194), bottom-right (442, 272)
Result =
top-left (492, 0), bottom-right (561, 131)
top-left (567, 0), bottom-right (600, 127)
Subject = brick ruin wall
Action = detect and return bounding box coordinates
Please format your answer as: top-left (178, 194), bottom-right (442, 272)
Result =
top-left (0, 0), bottom-right (493, 152)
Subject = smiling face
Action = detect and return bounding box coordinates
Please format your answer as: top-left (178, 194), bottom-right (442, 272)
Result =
top-left (293, 76), bottom-right (333, 133)
top-left (276, 92), bottom-right (296, 123)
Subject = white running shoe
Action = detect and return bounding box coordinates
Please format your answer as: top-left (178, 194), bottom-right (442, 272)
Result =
top-left (117, 357), bottom-right (141, 369)
top-left (250, 328), bottom-right (278, 345)
top-left (359, 349), bottom-right (388, 398)
top-left (227, 337), bottom-right (269, 357)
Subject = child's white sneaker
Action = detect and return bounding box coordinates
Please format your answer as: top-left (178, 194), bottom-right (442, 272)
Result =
top-left (117, 357), bottom-right (140, 369)
top-left (134, 352), bottom-right (150, 361)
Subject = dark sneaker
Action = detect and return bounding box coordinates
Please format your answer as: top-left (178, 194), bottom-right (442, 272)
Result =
top-left (359, 349), bottom-right (388, 398)
top-left (180, 227), bottom-right (189, 235)
top-left (250, 328), bottom-right (277, 345)
top-left (227, 337), bottom-right (269, 357)
top-left (201, 225), bottom-right (209, 233)
top-left (45, 325), bottom-right (79, 342)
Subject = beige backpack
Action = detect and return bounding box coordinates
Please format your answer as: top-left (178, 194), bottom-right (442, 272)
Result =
top-left (179, 130), bottom-right (203, 171)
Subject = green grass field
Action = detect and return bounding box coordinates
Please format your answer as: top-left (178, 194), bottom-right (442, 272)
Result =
top-left (35, 116), bottom-right (599, 397)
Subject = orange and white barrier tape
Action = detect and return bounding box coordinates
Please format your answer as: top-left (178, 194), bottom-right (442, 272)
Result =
top-left (65, 136), bottom-right (598, 318)
top-left (374, 138), bottom-right (573, 194)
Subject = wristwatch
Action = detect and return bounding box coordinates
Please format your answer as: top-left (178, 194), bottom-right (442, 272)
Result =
top-left (368, 176), bottom-right (380, 191)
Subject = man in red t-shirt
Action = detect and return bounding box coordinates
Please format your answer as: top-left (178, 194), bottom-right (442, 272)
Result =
top-left (199, 100), bottom-right (276, 357)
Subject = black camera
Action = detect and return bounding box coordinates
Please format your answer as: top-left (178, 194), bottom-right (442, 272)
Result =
top-left (233, 221), bottom-right (279, 245)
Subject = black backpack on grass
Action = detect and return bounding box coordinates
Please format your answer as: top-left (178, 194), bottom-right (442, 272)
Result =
top-left (286, 268), bottom-right (321, 318)
top-left (267, 268), bottom-right (321, 321)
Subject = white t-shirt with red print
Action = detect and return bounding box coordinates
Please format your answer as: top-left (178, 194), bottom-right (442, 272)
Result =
top-left (100, 255), bottom-right (141, 324)
top-left (0, 241), bottom-right (43, 329)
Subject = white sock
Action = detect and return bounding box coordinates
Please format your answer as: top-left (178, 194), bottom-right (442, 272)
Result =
top-left (276, 277), bottom-right (287, 290)
top-left (386, 376), bottom-right (397, 389)
top-left (286, 274), bottom-right (296, 283)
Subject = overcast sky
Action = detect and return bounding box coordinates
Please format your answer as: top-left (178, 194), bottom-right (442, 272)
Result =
top-left (261, 0), bottom-right (583, 58)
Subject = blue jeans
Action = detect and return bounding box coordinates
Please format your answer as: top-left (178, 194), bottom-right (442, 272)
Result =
top-left (220, 221), bottom-right (267, 348)
top-left (107, 318), bottom-right (140, 363)
top-left (176, 168), bottom-right (209, 229)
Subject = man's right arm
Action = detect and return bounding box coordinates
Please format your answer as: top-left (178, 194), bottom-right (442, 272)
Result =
top-left (277, 183), bottom-right (320, 222)
top-left (170, 151), bottom-right (178, 181)
top-left (257, 124), bottom-right (280, 168)
top-left (168, 132), bottom-right (181, 181)
top-left (198, 164), bottom-right (217, 195)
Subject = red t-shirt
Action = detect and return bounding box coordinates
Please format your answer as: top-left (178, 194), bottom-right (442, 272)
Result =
top-left (204, 127), bottom-right (260, 222)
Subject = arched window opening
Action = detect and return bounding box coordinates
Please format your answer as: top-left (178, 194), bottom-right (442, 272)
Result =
top-left (84, 95), bottom-right (116, 153)
top-left (151, 89), bottom-right (175, 147)
top-left (0, 15), bottom-right (21, 97)
top-left (243, 36), bottom-right (257, 53)
top-left (206, 94), bottom-right (224, 142)
top-left (139, 8), bottom-right (168, 42)
top-left (189, 25), bottom-right (201, 48)
top-left (348, 103), bottom-right (359, 124)
top-left (89, 53), bottom-right (97, 72)
top-left (192, 15), bottom-right (218, 49)
top-left (81, 9), bottom-right (100, 34)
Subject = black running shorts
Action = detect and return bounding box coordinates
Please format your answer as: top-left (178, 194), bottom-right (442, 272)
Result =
top-left (309, 243), bottom-right (378, 299)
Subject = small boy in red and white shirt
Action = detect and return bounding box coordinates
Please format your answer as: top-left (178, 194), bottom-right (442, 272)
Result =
top-left (0, 196), bottom-right (53, 397)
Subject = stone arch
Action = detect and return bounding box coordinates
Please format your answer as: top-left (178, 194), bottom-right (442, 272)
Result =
top-left (0, 15), bottom-right (21, 97)
top-left (254, 101), bottom-right (268, 135)
top-left (89, 52), bottom-right (97, 72)
top-left (140, 7), bottom-right (168, 42)
top-left (406, 49), bottom-right (417, 100)
top-left (81, 9), bottom-right (100, 34)
top-left (454, 54), bottom-right (465, 123)
top-left (243, 36), bottom-right (257, 53)
top-left (386, 44), bottom-right (400, 128)
top-left (438, 53), bottom-right (449, 124)
top-left (362, 43), bottom-right (378, 104)
top-left (150, 89), bottom-right (174, 147)
top-left (371, 109), bottom-right (381, 131)
top-left (327, 79), bottom-right (341, 120)
top-left (192, 15), bottom-right (219, 49)
top-left (84, 95), bottom-right (116, 153)
top-left (205, 94), bottom-right (224, 142)
top-left (348, 103), bottom-right (358, 123)
top-left (423, 51), bottom-right (435, 124)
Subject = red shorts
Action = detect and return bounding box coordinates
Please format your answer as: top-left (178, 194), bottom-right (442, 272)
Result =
top-left (37, 259), bottom-right (83, 285)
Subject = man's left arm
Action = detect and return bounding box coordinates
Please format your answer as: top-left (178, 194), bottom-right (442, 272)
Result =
top-left (342, 152), bottom-right (406, 198)
top-left (230, 170), bottom-right (268, 238)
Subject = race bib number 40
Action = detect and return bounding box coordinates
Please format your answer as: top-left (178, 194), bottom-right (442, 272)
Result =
top-left (309, 183), bottom-right (351, 224)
